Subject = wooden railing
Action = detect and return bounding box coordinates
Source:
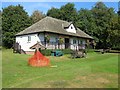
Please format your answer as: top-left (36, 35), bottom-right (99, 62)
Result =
top-left (40, 41), bottom-right (86, 50)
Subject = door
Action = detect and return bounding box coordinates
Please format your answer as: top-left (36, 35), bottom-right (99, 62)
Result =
top-left (65, 38), bottom-right (70, 49)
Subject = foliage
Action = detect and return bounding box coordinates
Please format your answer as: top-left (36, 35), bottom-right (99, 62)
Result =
top-left (41, 49), bottom-right (73, 56)
top-left (86, 49), bottom-right (95, 53)
top-left (0, 11), bottom-right (2, 46)
top-left (40, 49), bottom-right (52, 56)
top-left (60, 3), bottom-right (78, 22)
top-left (31, 10), bottom-right (45, 23)
top-left (47, 3), bottom-right (77, 22)
top-left (56, 49), bottom-right (73, 55)
top-left (62, 49), bottom-right (72, 54)
top-left (2, 5), bottom-right (32, 48)
top-left (45, 35), bottom-right (50, 43)
top-left (108, 14), bottom-right (120, 50)
top-left (47, 7), bottom-right (61, 19)
top-left (58, 38), bottom-right (64, 44)
top-left (91, 2), bottom-right (115, 49)
top-left (76, 8), bottom-right (95, 36)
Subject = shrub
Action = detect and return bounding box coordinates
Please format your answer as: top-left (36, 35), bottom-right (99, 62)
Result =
top-left (86, 49), bottom-right (95, 53)
top-left (40, 49), bottom-right (73, 56)
top-left (45, 35), bottom-right (50, 43)
top-left (59, 38), bottom-right (64, 44)
top-left (111, 45), bottom-right (120, 50)
top-left (41, 49), bottom-right (52, 56)
top-left (61, 49), bottom-right (73, 54)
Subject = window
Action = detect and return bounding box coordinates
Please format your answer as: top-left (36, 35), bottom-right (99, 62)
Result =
top-left (71, 26), bottom-right (73, 29)
top-left (83, 41), bottom-right (85, 44)
top-left (78, 40), bottom-right (81, 44)
top-left (28, 36), bottom-right (31, 42)
top-left (81, 40), bottom-right (83, 44)
top-left (73, 39), bottom-right (76, 44)
top-left (56, 38), bottom-right (58, 43)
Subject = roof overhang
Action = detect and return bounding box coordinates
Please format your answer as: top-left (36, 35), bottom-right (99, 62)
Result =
top-left (16, 31), bottom-right (94, 40)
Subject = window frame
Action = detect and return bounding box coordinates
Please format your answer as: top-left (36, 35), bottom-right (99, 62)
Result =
top-left (28, 36), bottom-right (31, 42)
top-left (73, 39), bottom-right (76, 44)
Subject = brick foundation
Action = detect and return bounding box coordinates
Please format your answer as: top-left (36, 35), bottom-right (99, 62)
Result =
top-left (25, 51), bottom-right (35, 55)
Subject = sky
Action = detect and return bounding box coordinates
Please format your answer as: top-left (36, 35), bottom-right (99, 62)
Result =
top-left (1, 2), bottom-right (119, 16)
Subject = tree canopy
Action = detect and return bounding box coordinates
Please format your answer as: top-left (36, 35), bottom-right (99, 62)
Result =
top-left (2, 4), bottom-right (32, 48)
top-left (47, 7), bottom-right (61, 19)
top-left (91, 2), bottom-right (116, 48)
top-left (31, 10), bottom-right (45, 23)
top-left (47, 3), bottom-right (77, 23)
top-left (0, 11), bottom-right (2, 46)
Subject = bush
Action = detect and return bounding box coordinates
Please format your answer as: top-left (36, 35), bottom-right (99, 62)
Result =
top-left (40, 49), bottom-right (73, 56)
top-left (86, 49), bottom-right (95, 53)
top-left (111, 45), bottom-right (120, 50)
top-left (41, 49), bottom-right (52, 56)
top-left (41, 49), bottom-right (97, 56)
top-left (61, 49), bottom-right (73, 54)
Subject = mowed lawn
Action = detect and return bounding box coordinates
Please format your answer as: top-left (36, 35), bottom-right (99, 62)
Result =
top-left (2, 49), bottom-right (118, 88)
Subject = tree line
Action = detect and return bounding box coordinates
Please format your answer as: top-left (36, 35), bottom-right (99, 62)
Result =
top-left (1, 2), bottom-right (120, 49)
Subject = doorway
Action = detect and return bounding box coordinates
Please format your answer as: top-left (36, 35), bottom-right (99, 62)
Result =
top-left (65, 38), bottom-right (70, 49)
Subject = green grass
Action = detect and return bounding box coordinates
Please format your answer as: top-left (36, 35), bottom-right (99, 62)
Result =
top-left (2, 49), bottom-right (118, 88)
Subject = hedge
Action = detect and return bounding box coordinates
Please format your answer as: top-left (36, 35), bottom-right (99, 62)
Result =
top-left (40, 49), bottom-right (73, 56)
top-left (40, 49), bottom-right (52, 56)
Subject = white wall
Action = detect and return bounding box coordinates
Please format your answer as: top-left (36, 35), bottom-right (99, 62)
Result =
top-left (16, 34), bottom-right (40, 51)
top-left (66, 24), bottom-right (76, 33)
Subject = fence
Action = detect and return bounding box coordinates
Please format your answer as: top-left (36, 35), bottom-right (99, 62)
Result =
top-left (41, 41), bottom-right (86, 50)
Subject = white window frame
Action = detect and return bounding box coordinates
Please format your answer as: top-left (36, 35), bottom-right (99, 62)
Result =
top-left (28, 36), bottom-right (31, 42)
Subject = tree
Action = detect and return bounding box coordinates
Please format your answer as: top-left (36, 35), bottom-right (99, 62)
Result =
top-left (47, 7), bottom-right (61, 19)
top-left (47, 3), bottom-right (77, 23)
top-left (2, 5), bottom-right (32, 48)
top-left (31, 10), bottom-right (45, 23)
top-left (91, 2), bottom-right (116, 49)
top-left (0, 11), bottom-right (2, 46)
top-left (76, 9), bottom-right (95, 36)
top-left (60, 3), bottom-right (78, 22)
top-left (108, 13), bottom-right (120, 50)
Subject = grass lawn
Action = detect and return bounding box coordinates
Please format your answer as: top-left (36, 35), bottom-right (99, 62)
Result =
top-left (2, 49), bottom-right (118, 88)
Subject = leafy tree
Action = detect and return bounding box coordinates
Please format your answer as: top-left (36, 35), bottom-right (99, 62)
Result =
top-left (60, 3), bottom-right (77, 22)
top-left (76, 9), bottom-right (95, 36)
top-left (2, 4), bottom-right (32, 48)
top-left (31, 10), bottom-right (45, 23)
top-left (47, 3), bottom-right (77, 23)
top-left (91, 2), bottom-right (116, 49)
top-left (47, 7), bottom-right (61, 19)
top-left (108, 14), bottom-right (120, 50)
top-left (0, 11), bottom-right (2, 46)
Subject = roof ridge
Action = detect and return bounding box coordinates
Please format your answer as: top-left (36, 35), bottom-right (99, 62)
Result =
top-left (16, 16), bottom-right (93, 39)
top-left (45, 16), bottom-right (71, 24)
